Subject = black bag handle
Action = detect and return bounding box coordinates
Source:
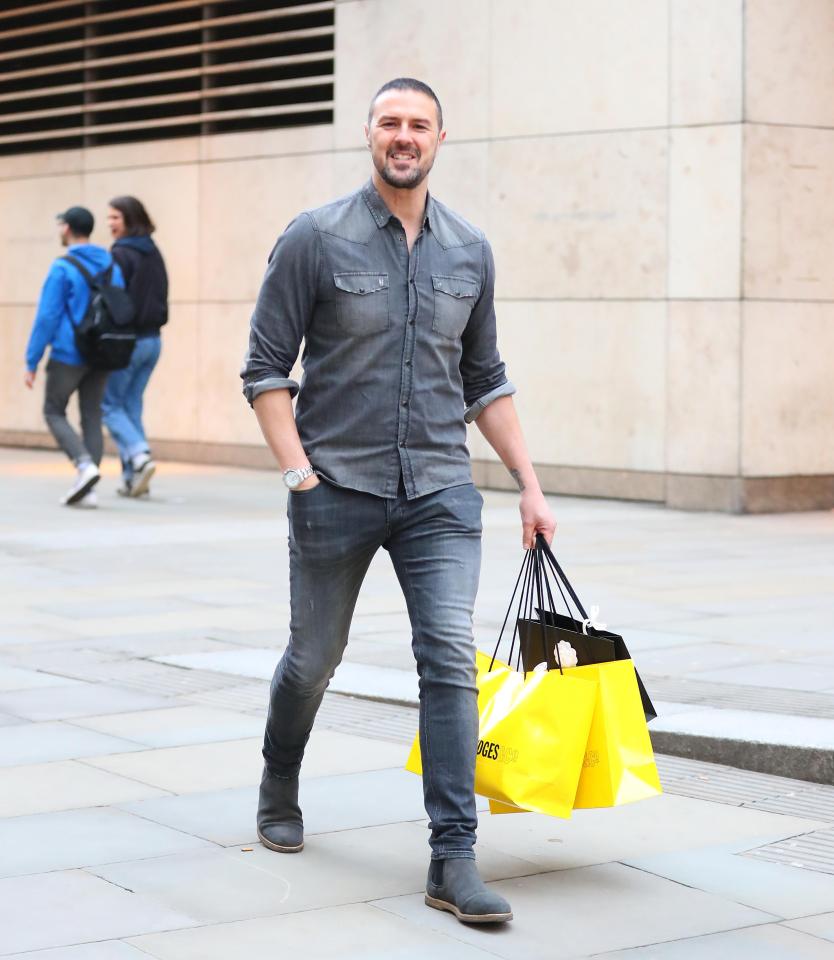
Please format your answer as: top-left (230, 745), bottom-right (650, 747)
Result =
top-left (536, 533), bottom-right (590, 622)
top-left (534, 537), bottom-right (584, 634)
top-left (491, 543), bottom-right (569, 675)
top-left (491, 547), bottom-right (533, 672)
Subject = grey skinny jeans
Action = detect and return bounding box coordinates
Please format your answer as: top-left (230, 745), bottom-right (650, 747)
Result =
top-left (44, 359), bottom-right (109, 466)
top-left (264, 478), bottom-right (483, 860)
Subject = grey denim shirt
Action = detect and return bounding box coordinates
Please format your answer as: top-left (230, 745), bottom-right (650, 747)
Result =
top-left (241, 180), bottom-right (515, 500)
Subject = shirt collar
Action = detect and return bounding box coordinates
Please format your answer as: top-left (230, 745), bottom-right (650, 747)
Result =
top-left (362, 178), bottom-right (434, 231)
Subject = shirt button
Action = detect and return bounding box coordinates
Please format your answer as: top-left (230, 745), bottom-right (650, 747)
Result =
top-left (405, 359), bottom-right (412, 366)
top-left (399, 440), bottom-right (406, 447)
top-left (408, 319), bottom-right (415, 326)
top-left (401, 399), bottom-right (408, 406)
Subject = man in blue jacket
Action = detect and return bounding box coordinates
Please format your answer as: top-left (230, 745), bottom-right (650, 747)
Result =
top-left (24, 206), bottom-right (125, 507)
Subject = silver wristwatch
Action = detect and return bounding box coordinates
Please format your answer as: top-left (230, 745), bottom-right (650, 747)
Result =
top-left (282, 465), bottom-right (316, 490)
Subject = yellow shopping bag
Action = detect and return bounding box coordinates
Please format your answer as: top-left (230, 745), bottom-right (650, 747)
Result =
top-left (572, 659), bottom-right (662, 808)
top-left (488, 659), bottom-right (661, 813)
top-left (406, 650), bottom-right (598, 820)
top-left (488, 799), bottom-right (528, 814)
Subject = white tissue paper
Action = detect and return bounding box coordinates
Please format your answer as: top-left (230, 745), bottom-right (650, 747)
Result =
top-left (554, 640), bottom-right (578, 668)
top-left (531, 640), bottom-right (578, 673)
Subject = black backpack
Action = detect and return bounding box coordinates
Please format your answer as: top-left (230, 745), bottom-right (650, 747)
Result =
top-left (64, 254), bottom-right (137, 370)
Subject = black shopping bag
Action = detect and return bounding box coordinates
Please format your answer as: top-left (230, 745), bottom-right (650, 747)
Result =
top-left (515, 535), bottom-right (657, 723)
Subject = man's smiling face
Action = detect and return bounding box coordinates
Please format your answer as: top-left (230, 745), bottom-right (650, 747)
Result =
top-left (365, 88), bottom-right (445, 190)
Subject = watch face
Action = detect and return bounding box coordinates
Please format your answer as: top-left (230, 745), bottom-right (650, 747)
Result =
top-left (285, 470), bottom-right (301, 489)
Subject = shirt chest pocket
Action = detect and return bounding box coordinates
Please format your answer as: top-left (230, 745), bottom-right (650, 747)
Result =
top-left (432, 275), bottom-right (479, 339)
top-left (333, 272), bottom-right (390, 336)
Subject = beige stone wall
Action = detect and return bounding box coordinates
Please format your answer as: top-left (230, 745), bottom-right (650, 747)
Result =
top-left (2, 0), bottom-right (833, 511)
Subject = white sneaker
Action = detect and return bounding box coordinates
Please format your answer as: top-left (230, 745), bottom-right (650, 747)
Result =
top-left (61, 463), bottom-right (100, 506)
top-left (130, 457), bottom-right (156, 497)
top-left (76, 491), bottom-right (98, 509)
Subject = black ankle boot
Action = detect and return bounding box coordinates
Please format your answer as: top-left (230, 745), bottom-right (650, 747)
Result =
top-left (425, 857), bottom-right (513, 923)
top-left (256, 768), bottom-right (304, 853)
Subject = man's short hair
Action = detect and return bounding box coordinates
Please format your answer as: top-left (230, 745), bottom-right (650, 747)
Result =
top-left (368, 78), bottom-right (443, 131)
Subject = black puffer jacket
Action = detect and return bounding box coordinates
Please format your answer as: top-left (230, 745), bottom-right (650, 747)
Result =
top-left (111, 235), bottom-right (168, 335)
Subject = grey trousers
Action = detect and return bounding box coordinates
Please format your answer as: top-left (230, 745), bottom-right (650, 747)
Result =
top-left (44, 359), bottom-right (109, 466)
top-left (264, 479), bottom-right (483, 859)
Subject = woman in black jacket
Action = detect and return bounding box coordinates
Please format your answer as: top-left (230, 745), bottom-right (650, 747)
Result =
top-left (101, 196), bottom-right (168, 497)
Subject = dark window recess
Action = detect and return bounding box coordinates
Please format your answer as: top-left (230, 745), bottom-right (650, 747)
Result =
top-left (0, 1), bottom-right (335, 154)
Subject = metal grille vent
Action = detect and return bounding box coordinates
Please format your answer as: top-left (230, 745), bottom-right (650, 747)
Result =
top-left (0, 0), bottom-right (335, 155)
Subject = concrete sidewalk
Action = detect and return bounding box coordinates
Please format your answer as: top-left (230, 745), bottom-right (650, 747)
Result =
top-left (2, 448), bottom-right (834, 958)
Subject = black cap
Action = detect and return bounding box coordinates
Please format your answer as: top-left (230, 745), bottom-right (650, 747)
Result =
top-left (56, 206), bottom-right (94, 237)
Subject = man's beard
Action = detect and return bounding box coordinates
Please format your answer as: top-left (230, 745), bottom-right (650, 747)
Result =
top-left (376, 149), bottom-right (434, 190)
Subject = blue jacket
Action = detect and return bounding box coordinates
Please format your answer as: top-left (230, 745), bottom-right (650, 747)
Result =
top-left (25, 244), bottom-right (125, 370)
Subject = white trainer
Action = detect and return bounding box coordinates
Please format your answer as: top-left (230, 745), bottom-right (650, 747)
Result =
top-left (61, 463), bottom-right (100, 506)
top-left (130, 457), bottom-right (156, 498)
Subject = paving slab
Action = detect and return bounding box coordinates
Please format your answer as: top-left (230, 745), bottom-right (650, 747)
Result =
top-left (33, 597), bottom-right (205, 621)
top-left (786, 912), bottom-right (834, 944)
top-left (119, 766), bottom-right (445, 846)
top-left (79, 633), bottom-right (241, 658)
top-left (118, 785), bottom-right (259, 846)
top-left (587, 923), bottom-right (834, 959)
top-left (2, 942), bottom-right (152, 960)
top-left (152, 648), bottom-right (278, 679)
top-left (473, 793), bottom-right (825, 873)
top-left (644, 611), bottom-right (833, 647)
top-left (71, 705), bottom-right (264, 748)
top-left (625, 641), bottom-right (779, 676)
top-left (82, 737), bottom-right (264, 794)
top-left (129, 902), bottom-right (496, 960)
top-left (625, 841), bottom-right (834, 918)
top-left (0, 807), bottom-right (214, 879)
top-left (0, 760), bottom-right (167, 818)
top-left (372, 862), bottom-right (777, 959)
top-left (153, 648), bottom-right (421, 704)
top-left (0, 869), bottom-right (197, 955)
top-left (606, 628), bottom-right (734, 651)
top-left (0, 720), bottom-right (146, 767)
top-left (0, 683), bottom-right (171, 722)
top-left (92, 820), bottom-right (538, 925)
top-left (0, 663), bottom-right (86, 691)
top-left (85, 729), bottom-right (405, 794)
top-left (692, 662), bottom-right (834, 693)
top-left (650, 706), bottom-right (834, 750)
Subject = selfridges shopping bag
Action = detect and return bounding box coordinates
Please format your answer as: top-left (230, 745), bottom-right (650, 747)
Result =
top-left (488, 660), bottom-right (661, 813)
top-left (405, 549), bottom-right (599, 819)
top-left (497, 537), bottom-right (661, 812)
top-left (406, 649), bottom-right (597, 819)
top-left (570, 659), bottom-right (662, 808)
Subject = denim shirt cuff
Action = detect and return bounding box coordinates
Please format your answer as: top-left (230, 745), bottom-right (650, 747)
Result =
top-left (464, 381), bottom-right (516, 423)
top-left (243, 376), bottom-right (300, 406)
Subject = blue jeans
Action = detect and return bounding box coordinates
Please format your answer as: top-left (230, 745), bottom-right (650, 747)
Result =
top-left (264, 479), bottom-right (483, 860)
top-left (102, 336), bottom-right (161, 479)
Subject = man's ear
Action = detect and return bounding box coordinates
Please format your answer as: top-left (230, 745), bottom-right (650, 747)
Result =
top-left (363, 122), bottom-right (371, 149)
top-left (438, 129), bottom-right (447, 146)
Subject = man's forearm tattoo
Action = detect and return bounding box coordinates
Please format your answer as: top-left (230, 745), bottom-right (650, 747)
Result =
top-left (509, 469), bottom-right (525, 492)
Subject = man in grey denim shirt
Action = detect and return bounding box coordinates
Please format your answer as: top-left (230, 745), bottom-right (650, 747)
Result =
top-left (242, 78), bottom-right (554, 925)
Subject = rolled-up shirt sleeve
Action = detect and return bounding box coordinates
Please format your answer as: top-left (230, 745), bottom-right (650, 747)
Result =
top-left (241, 213), bottom-right (320, 406)
top-left (460, 237), bottom-right (516, 423)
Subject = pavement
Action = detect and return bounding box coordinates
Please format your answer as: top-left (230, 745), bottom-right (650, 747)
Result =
top-left (2, 447), bottom-right (834, 958)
